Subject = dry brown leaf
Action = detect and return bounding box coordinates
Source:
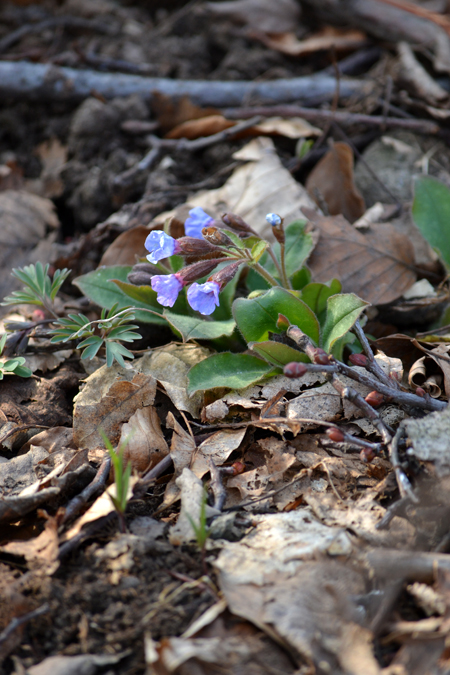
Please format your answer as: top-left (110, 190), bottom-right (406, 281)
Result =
top-left (205, 0), bottom-right (300, 33)
top-left (99, 225), bottom-right (149, 266)
top-left (0, 190), bottom-right (60, 318)
top-left (164, 412), bottom-right (196, 507)
top-left (255, 27), bottom-right (367, 57)
top-left (0, 514), bottom-right (60, 573)
top-left (26, 138), bottom-right (68, 199)
top-left (306, 142), bottom-right (366, 223)
top-left (304, 209), bottom-right (417, 305)
top-left (119, 406), bottom-right (169, 473)
top-left (73, 362), bottom-right (156, 450)
top-left (166, 115), bottom-right (235, 140)
top-left (191, 428), bottom-right (247, 478)
top-left (152, 92), bottom-right (218, 135)
top-left (155, 137), bottom-right (318, 242)
top-left (166, 114), bottom-right (320, 141)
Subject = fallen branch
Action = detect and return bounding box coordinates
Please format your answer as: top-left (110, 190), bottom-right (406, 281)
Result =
top-left (0, 60), bottom-right (371, 107)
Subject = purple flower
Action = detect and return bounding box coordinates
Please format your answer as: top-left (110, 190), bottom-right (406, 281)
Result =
top-left (151, 274), bottom-right (183, 307)
top-left (187, 281), bottom-right (220, 315)
top-left (265, 213), bottom-right (282, 227)
top-left (184, 207), bottom-right (214, 239)
top-left (145, 230), bottom-right (180, 264)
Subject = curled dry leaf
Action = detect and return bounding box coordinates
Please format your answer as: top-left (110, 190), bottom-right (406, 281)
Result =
top-left (306, 142), bottom-right (366, 223)
top-left (164, 412), bottom-right (196, 507)
top-left (304, 209), bottom-right (417, 304)
top-left (119, 406), bottom-right (169, 474)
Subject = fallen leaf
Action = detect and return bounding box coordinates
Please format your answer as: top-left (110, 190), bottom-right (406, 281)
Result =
top-left (119, 406), bottom-right (169, 473)
top-left (205, 0), bottom-right (300, 33)
top-left (99, 225), bottom-right (151, 266)
top-left (0, 190), bottom-right (59, 318)
top-left (304, 209), bottom-right (417, 304)
top-left (306, 142), bottom-right (366, 223)
top-left (169, 468), bottom-right (218, 545)
top-left (164, 412), bottom-right (196, 507)
top-left (191, 428), bottom-right (247, 478)
top-left (27, 652), bottom-right (128, 675)
top-left (167, 114), bottom-right (320, 141)
top-left (26, 137), bottom-right (68, 199)
top-left (0, 514), bottom-right (60, 573)
top-left (152, 92), bottom-right (218, 135)
top-left (255, 27), bottom-right (367, 57)
top-left (155, 137), bottom-right (318, 242)
top-left (73, 361), bottom-right (156, 450)
top-left (403, 404), bottom-right (450, 473)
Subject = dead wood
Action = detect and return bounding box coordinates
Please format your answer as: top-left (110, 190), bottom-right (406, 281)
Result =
top-left (301, 0), bottom-right (450, 73)
top-left (0, 60), bottom-right (371, 107)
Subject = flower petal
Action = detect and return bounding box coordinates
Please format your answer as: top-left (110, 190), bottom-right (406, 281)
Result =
top-left (187, 281), bottom-right (220, 315)
top-left (151, 274), bottom-right (183, 307)
top-left (185, 207), bottom-right (214, 239)
top-left (145, 230), bottom-right (177, 263)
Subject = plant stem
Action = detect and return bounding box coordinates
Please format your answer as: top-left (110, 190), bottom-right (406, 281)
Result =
top-left (266, 248), bottom-right (284, 280)
top-left (279, 242), bottom-right (291, 289)
top-left (251, 261), bottom-right (280, 287)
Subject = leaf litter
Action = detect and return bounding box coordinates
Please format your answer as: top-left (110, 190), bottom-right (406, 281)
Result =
top-left (4, 1), bottom-right (450, 674)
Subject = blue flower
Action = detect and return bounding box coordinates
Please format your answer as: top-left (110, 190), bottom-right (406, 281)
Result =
top-left (185, 207), bottom-right (214, 239)
top-left (145, 231), bottom-right (179, 264)
top-left (151, 274), bottom-right (183, 307)
top-left (265, 213), bottom-right (282, 227)
top-left (187, 281), bottom-right (220, 315)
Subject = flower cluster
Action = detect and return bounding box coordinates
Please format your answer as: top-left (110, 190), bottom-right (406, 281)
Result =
top-left (140, 207), bottom-right (262, 315)
top-left (141, 208), bottom-right (240, 314)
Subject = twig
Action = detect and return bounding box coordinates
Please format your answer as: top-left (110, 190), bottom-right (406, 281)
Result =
top-left (388, 425), bottom-right (418, 503)
top-left (61, 455), bottom-right (111, 524)
top-left (0, 603), bottom-right (50, 647)
top-left (0, 16), bottom-right (115, 54)
top-left (329, 374), bottom-right (393, 444)
top-left (132, 453), bottom-right (173, 499)
top-left (113, 116), bottom-right (261, 190)
top-left (221, 105), bottom-right (442, 136)
top-left (0, 61), bottom-right (370, 106)
top-left (353, 319), bottom-right (399, 389)
top-left (290, 361), bottom-right (446, 412)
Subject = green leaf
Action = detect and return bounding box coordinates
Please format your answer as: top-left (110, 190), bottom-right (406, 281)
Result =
top-left (320, 293), bottom-right (369, 353)
top-left (412, 176), bottom-right (450, 270)
top-left (290, 267), bottom-right (311, 291)
top-left (249, 340), bottom-right (309, 367)
top-left (251, 240), bottom-right (268, 263)
top-left (233, 287), bottom-right (320, 345)
top-left (301, 280), bottom-right (342, 318)
top-left (105, 341), bottom-right (134, 367)
top-left (163, 311), bottom-right (235, 342)
top-left (245, 266), bottom-right (271, 293)
top-left (273, 220), bottom-right (315, 278)
top-left (13, 365), bottom-right (32, 378)
top-left (73, 266), bottom-right (166, 325)
top-left (0, 334), bottom-right (6, 354)
top-left (187, 353), bottom-right (276, 395)
top-left (80, 340), bottom-right (103, 361)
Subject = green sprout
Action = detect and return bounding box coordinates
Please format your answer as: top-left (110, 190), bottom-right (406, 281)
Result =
top-left (187, 486), bottom-right (211, 551)
top-left (101, 431), bottom-right (132, 533)
top-left (1, 262), bottom-right (70, 317)
top-left (51, 303), bottom-right (141, 367)
top-left (0, 334), bottom-right (32, 380)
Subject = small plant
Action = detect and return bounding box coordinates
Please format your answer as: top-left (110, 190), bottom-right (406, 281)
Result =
top-left (51, 303), bottom-right (141, 367)
top-left (1, 208), bottom-right (370, 391)
top-left (101, 431), bottom-right (132, 533)
top-left (0, 334), bottom-right (32, 380)
top-left (186, 485), bottom-right (211, 551)
top-left (2, 262), bottom-right (70, 317)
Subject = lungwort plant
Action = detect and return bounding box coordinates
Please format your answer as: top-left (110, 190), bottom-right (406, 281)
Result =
top-left (2, 209), bottom-right (369, 392)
